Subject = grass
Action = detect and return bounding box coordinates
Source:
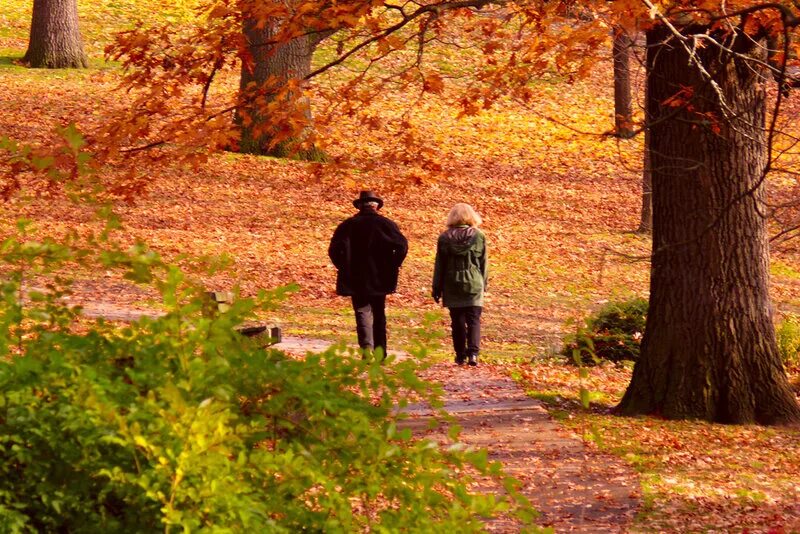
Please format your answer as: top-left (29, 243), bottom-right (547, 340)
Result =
top-left (524, 390), bottom-right (566, 404)
top-left (0, 50), bottom-right (118, 78)
top-left (773, 258), bottom-right (800, 280)
top-left (0, 55), bottom-right (18, 68)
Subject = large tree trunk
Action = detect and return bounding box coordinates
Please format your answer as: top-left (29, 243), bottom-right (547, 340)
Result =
top-left (23, 0), bottom-right (87, 69)
top-left (617, 26), bottom-right (800, 425)
top-left (612, 27), bottom-right (633, 139)
top-left (236, 16), bottom-right (325, 160)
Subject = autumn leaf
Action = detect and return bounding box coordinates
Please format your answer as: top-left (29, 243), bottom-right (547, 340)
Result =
top-left (423, 73), bottom-right (445, 94)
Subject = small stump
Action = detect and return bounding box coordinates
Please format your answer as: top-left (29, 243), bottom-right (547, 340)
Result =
top-left (204, 291), bottom-right (281, 348)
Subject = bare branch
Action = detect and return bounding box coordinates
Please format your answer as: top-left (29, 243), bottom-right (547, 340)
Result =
top-left (119, 140), bottom-right (166, 154)
top-left (201, 56), bottom-right (224, 110)
top-left (305, 0), bottom-right (503, 81)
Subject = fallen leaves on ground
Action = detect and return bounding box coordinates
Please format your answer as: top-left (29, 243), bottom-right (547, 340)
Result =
top-left (3, 4), bottom-right (800, 531)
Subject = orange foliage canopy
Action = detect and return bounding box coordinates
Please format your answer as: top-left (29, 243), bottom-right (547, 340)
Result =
top-left (4, 0), bottom-right (800, 197)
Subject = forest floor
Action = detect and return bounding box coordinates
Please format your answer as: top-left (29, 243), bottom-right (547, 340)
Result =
top-left (3, 0), bottom-right (800, 531)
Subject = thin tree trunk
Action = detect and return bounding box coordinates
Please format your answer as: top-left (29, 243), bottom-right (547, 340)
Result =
top-left (617, 26), bottom-right (800, 425)
top-left (612, 27), bottom-right (633, 139)
top-left (23, 0), bottom-right (87, 69)
top-left (236, 16), bottom-right (326, 159)
top-left (637, 83), bottom-right (652, 234)
top-left (614, 26), bottom-right (652, 234)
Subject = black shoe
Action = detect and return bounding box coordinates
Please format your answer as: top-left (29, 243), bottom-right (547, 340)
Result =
top-left (455, 354), bottom-right (466, 365)
top-left (468, 354), bottom-right (478, 366)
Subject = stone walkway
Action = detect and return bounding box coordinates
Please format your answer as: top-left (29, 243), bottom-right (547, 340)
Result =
top-left (226, 334), bottom-right (641, 532)
top-left (76, 303), bottom-right (639, 532)
top-left (402, 364), bottom-right (639, 532)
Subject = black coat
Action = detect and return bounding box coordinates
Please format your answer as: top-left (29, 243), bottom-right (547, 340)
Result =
top-left (328, 210), bottom-right (408, 297)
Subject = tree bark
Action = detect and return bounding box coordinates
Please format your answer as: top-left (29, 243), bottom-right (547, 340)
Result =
top-left (236, 16), bottom-right (326, 159)
top-left (612, 27), bottom-right (633, 139)
top-left (614, 26), bottom-right (652, 234)
top-left (617, 26), bottom-right (800, 425)
top-left (636, 82), bottom-right (652, 234)
top-left (23, 0), bottom-right (88, 69)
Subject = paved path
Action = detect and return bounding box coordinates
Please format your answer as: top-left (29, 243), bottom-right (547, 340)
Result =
top-left (403, 364), bottom-right (639, 532)
top-left (224, 334), bottom-right (641, 532)
top-left (76, 304), bottom-right (639, 532)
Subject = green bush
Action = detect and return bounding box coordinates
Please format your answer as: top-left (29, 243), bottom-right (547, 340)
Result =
top-left (776, 313), bottom-right (800, 368)
top-left (562, 297), bottom-right (648, 364)
top-left (0, 222), bottom-right (539, 532)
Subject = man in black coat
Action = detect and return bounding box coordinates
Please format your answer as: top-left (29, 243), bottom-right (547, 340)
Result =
top-left (328, 191), bottom-right (408, 357)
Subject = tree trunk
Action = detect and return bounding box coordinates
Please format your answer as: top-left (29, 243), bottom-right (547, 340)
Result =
top-left (612, 27), bottom-right (633, 139)
top-left (614, 26), bottom-right (652, 234)
top-left (236, 16), bottom-right (325, 160)
top-left (617, 26), bottom-right (800, 425)
top-left (23, 0), bottom-right (87, 69)
top-left (636, 83), bottom-right (652, 234)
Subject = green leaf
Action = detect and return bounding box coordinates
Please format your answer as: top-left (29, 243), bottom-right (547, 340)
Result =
top-left (59, 123), bottom-right (86, 152)
top-left (579, 388), bottom-right (590, 409)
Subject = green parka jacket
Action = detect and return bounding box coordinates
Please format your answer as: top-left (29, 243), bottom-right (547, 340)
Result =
top-left (432, 226), bottom-right (488, 308)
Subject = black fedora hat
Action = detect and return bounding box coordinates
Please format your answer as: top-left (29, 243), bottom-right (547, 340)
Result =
top-left (353, 190), bottom-right (384, 209)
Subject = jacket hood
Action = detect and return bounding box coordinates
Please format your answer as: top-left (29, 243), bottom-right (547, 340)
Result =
top-left (441, 226), bottom-right (478, 253)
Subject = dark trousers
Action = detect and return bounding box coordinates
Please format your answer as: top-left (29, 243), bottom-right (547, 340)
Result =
top-left (449, 306), bottom-right (482, 358)
top-left (351, 295), bottom-right (387, 355)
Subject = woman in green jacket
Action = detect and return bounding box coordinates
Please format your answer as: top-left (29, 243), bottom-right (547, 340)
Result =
top-left (432, 203), bottom-right (488, 366)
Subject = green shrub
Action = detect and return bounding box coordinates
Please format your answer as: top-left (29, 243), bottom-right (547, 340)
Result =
top-left (0, 222), bottom-right (539, 532)
top-left (562, 297), bottom-right (648, 364)
top-left (776, 313), bottom-right (800, 368)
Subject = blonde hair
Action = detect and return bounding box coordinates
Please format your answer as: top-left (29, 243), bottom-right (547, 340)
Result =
top-left (446, 203), bottom-right (482, 228)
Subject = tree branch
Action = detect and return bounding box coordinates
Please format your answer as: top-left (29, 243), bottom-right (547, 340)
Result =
top-left (305, 0), bottom-right (503, 81)
top-left (708, 3), bottom-right (800, 27)
top-left (119, 140), bottom-right (166, 153)
top-left (201, 56), bottom-right (224, 110)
